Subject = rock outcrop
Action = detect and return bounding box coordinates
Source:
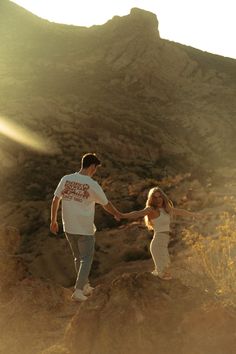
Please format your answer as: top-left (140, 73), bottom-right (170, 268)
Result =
top-left (58, 272), bottom-right (236, 354)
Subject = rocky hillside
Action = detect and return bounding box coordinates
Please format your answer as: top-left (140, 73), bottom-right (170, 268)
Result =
top-left (1, 221), bottom-right (236, 354)
top-left (1, 1), bottom-right (236, 200)
top-left (1, 3), bottom-right (236, 352)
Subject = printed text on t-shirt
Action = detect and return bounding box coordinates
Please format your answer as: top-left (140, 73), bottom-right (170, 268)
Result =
top-left (62, 181), bottom-right (90, 202)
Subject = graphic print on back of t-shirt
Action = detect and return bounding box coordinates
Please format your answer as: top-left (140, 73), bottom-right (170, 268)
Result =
top-left (62, 180), bottom-right (90, 202)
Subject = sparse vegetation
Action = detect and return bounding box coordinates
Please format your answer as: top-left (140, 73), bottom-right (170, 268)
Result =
top-left (183, 211), bottom-right (236, 306)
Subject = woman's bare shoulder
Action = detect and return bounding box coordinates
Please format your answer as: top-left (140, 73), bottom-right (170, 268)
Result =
top-left (148, 207), bottom-right (160, 219)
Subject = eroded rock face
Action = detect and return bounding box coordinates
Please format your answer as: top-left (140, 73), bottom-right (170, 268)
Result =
top-left (0, 225), bottom-right (20, 254)
top-left (63, 272), bottom-right (236, 354)
top-left (0, 225), bottom-right (75, 354)
top-left (0, 225), bottom-right (27, 289)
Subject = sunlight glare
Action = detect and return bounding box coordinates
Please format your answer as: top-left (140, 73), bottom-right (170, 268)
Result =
top-left (11, 0), bottom-right (157, 26)
top-left (0, 116), bottom-right (58, 154)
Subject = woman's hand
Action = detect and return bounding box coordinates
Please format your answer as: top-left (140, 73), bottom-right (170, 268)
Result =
top-left (191, 212), bottom-right (212, 220)
top-left (192, 212), bottom-right (202, 220)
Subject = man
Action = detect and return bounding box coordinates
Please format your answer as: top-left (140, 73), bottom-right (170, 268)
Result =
top-left (50, 153), bottom-right (120, 301)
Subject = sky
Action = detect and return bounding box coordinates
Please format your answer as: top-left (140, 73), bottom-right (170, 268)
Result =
top-left (11, 0), bottom-right (236, 59)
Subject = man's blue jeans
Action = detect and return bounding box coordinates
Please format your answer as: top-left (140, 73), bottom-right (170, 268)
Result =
top-left (65, 233), bottom-right (95, 290)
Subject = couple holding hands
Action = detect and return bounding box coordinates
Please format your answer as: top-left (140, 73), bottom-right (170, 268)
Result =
top-left (50, 153), bottom-right (200, 302)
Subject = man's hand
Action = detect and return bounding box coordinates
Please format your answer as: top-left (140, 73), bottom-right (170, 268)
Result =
top-left (50, 221), bottom-right (59, 235)
top-left (50, 196), bottom-right (61, 235)
top-left (102, 201), bottom-right (122, 221)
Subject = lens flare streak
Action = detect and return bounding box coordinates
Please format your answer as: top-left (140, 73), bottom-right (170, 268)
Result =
top-left (0, 116), bottom-right (57, 154)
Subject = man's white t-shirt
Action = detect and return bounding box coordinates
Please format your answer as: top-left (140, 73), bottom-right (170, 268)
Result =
top-left (54, 173), bottom-right (108, 235)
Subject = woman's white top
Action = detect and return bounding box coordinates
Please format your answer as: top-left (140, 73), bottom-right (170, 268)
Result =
top-left (151, 208), bottom-right (171, 233)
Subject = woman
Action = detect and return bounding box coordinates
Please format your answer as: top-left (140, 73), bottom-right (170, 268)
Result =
top-left (120, 186), bottom-right (200, 280)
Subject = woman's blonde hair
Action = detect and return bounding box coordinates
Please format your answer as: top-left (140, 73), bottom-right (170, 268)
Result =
top-left (144, 186), bottom-right (173, 230)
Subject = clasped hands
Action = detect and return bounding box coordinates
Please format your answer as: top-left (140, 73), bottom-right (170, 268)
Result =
top-left (114, 211), bottom-right (127, 222)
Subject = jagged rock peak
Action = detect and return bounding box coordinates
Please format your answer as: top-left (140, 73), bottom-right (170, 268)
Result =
top-left (130, 8), bottom-right (160, 35)
top-left (130, 7), bottom-right (159, 26)
top-left (107, 7), bottom-right (160, 39)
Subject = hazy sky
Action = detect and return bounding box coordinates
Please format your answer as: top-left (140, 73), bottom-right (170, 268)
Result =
top-left (12, 0), bottom-right (235, 59)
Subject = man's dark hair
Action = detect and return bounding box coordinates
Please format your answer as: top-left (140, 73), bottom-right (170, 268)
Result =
top-left (81, 153), bottom-right (101, 169)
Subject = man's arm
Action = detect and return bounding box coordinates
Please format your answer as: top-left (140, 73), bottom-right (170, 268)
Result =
top-left (50, 195), bottom-right (61, 234)
top-left (102, 201), bottom-right (121, 220)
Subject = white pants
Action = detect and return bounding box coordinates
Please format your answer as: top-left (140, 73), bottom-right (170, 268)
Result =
top-left (150, 232), bottom-right (170, 275)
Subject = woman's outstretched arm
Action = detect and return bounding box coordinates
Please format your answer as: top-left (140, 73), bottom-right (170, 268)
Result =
top-left (169, 207), bottom-right (202, 218)
top-left (120, 206), bottom-right (153, 220)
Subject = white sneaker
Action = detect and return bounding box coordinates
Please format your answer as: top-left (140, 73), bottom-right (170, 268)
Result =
top-left (151, 270), bottom-right (172, 280)
top-left (83, 283), bottom-right (94, 296)
top-left (71, 289), bottom-right (88, 302)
